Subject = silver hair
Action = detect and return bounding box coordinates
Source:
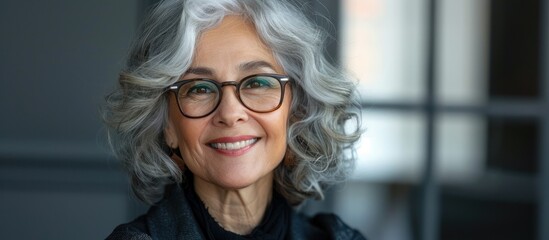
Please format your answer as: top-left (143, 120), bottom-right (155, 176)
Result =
top-left (103, 0), bottom-right (362, 205)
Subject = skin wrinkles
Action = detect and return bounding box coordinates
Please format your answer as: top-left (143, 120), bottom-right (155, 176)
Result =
top-left (164, 16), bottom-right (292, 234)
top-left (185, 60), bottom-right (278, 78)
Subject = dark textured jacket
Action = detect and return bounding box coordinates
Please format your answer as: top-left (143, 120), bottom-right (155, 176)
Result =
top-left (106, 184), bottom-right (366, 240)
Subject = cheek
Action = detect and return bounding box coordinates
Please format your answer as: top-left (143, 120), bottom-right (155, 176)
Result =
top-left (265, 103), bottom-right (291, 152)
top-left (279, 92), bottom-right (292, 141)
top-left (176, 119), bottom-right (209, 154)
top-left (175, 119), bottom-right (212, 173)
top-left (167, 97), bottom-right (210, 164)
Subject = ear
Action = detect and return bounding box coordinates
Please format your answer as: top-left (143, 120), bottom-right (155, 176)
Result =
top-left (164, 120), bottom-right (179, 149)
top-left (170, 148), bottom-right (186, 170)
top-left (283, 146), bottom-right (296, 167)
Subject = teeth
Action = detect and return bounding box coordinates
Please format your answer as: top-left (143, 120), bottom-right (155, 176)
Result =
top-left (210, 139), bottom-right (258, 150)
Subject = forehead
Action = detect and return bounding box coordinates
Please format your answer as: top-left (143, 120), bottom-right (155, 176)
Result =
top-left (191, 16), bottom-right (282, 73)
top-left (196, 16), bottom-right (266, 50)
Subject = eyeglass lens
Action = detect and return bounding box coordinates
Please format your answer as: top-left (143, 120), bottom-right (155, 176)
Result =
top-left (176, 75), bottom-right (283, 117)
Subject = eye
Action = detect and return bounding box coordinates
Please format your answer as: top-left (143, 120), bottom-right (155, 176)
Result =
top-left (188, 83), bottom-right (214, 94)
top-left (243, 77), bottom-right (275, 89)
top-left (178, 81), bottom-right (218, 100)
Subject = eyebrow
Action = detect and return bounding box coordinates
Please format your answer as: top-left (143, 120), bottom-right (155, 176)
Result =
top-left (185, 67), bottom-right (214, 76)
top-left (184, 60), bottom-right (276, 76)
top-left (238, 60), bottom-right (276, 72)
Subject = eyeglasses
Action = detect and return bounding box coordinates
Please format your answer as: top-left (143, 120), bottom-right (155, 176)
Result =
top-left (166, 74), bottom-right (291, 118)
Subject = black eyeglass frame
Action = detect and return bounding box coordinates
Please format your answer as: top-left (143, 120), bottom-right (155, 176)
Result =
top-left (166, 73), bottom-right (291, 118)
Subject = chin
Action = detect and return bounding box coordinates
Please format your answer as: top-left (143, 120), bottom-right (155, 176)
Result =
top-left (213, 170), bottom-right (273, 190)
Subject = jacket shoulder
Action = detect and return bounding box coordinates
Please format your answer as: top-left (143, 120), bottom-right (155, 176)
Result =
top-left (105, 215), bottom-right (152, 240)
top-left (311, 213), bottom-right (367, 240)
top-left (291, 212), bottom-right (366, 240)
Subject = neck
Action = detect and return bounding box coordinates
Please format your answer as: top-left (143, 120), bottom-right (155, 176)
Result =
top-left (193, 174), bottom-right (274, 235)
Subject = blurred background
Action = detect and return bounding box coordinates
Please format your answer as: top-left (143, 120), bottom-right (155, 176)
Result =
top-left (1, 0), bottom-right (548, 239)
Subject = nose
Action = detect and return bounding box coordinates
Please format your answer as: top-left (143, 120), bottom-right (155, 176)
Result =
top-left (212, 83), bottom-right (249, 127)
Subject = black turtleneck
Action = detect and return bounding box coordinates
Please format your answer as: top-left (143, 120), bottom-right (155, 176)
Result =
top-left (184, 177), bottom-right (291, 240)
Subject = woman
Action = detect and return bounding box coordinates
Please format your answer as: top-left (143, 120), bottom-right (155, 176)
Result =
top-left (104, 0), bottom-right (364, 239)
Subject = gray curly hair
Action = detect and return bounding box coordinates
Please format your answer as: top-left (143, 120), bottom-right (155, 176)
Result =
top-left (103, 0), bottom-right (362, 205)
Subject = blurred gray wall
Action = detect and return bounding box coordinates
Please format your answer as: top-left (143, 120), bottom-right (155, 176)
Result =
top-left (0, 1), bottom-right (145, 239)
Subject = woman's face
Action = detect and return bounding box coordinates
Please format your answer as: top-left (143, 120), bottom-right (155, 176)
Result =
top-left (165, 16), bottom-right (291, 190)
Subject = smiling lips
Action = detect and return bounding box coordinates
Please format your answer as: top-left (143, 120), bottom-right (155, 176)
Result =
top-left (208, 136), bottom-right (259, 152)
